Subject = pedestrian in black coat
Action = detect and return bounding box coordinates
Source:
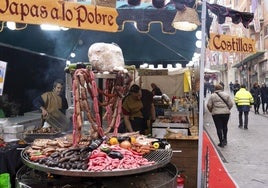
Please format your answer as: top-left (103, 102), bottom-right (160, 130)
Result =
top-left (233, 80), bottom-right (240, 95)
top-left (260, 83), bottom-right (268, 114)
top-left (250, 82), bottom-right (261, 114)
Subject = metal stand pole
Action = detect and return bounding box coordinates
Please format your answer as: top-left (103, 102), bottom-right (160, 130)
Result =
top-left (197, 1), bottom-right (207, 187)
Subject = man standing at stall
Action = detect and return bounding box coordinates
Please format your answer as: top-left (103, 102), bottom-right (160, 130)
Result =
top-left (33, 79), bottom-right (69, 129)
top-left (122, 84), bottom-right (146, 134)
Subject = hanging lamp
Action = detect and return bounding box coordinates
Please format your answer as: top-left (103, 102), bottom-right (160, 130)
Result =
top-left (172, 6), bottom-right (201, 31)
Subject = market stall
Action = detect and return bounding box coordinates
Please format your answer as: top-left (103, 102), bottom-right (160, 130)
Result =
top-left (6, 43), bottom-right (178, 188)
top-left (0, 1), bottom-right (203, 187)
top-left (13, 64), bottom-right (177, 187)
top-left (137, 67), bottom-right (199, 187)
top-left (138, 67), bottom-right (199, 133)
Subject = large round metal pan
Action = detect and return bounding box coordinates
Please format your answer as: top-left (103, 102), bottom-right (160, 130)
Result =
top-left (21, 148), bottom-right (173, 177)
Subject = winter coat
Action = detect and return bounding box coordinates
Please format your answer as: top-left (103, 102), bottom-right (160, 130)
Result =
top-left (260, 86), bottom-right (268, 103)
top-left (207, 90), bottom-right (233, 115)
top-left (234, 88), bottom-right (254, 106)
top-left (233, 83), bottom-right (240, 94)
top-left (250, 86), bottom-right (261, 105)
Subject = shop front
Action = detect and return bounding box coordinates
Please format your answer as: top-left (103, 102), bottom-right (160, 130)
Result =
top-left (232, 51), bottom-right (265, 88)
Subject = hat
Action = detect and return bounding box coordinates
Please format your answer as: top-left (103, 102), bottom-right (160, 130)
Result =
top-left (214, 84), bottom-right (223, 90)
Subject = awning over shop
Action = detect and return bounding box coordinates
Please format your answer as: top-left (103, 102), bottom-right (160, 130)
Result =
top-left (0, 2), bottom-right (201, 68)
top-left (232, 51), bottom-right (265, 68)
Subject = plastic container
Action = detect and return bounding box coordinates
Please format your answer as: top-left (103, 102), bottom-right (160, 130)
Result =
top-left (3, 124), bottom-right (24, 142)
top-left (3, 124), bottom-right (24, 133)
top-left (3, 133), bottom-right (22, 142)
top-left (0, 118), bottom-right (10, 138)
top-left (0, 173), bottom-right (11, 188)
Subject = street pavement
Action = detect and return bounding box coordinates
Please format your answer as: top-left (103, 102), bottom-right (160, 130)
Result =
top-left (204, 92), bottom-right (268, 188)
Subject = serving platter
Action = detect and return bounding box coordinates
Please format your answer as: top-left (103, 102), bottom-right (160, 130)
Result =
top-left (21, 148), bottom-right (173, 177)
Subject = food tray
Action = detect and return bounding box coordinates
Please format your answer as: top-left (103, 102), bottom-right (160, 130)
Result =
top-left (21, 148), bottom-right (173, 177)
top-left (23, 132), bottom-right (62, 143)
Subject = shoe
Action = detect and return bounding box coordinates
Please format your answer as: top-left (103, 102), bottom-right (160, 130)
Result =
top-left (244, 127), bottom-right (248, 130)
top-left (223, 139), bottom-right (227, 146)
top-left (238, 125), bottom-right (242, 128)
top-left (218, 143), bottom-right (224, 148)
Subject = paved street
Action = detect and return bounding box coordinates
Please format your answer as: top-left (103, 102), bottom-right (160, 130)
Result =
top-left (204, 92), bottom-right (268, 188)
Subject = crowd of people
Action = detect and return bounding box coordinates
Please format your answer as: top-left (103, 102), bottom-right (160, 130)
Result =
top-left (207, 79), bottom-right (268, 148)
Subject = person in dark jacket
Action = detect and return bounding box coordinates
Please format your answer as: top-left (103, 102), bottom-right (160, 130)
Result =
top-left (229, 81), bottom-right (234, 94)
top-left (151, 83), bottom-right (162, 96)
top-left (141, 89), bottom-right (156, 134)
top-left (219, 81), bottom-right (225, 90)
top-left (250, 82), bottom-right (261, 114)
top-left (233, 80), bottom-right (240, 95)
top-left (260, 83), bottom-right (268, 114)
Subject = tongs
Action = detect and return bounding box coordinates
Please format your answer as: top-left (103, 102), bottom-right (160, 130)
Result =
top-left (43, 110), bottom-right (70, 132)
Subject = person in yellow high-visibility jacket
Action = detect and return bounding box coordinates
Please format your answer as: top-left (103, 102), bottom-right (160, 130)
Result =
top-left (234, 84), bottom-right (254, 129)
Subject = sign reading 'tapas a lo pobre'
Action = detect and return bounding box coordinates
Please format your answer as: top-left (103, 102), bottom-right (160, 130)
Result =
top-left (209, 33), bottom-right (256, 53)
top-left (0, 0), bottom-right (118, 32)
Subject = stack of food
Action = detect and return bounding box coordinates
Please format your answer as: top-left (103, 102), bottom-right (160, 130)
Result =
top-left (23, 132), bottom-right (170, 172)
top-left (24, 127), bottom-right (61, 142)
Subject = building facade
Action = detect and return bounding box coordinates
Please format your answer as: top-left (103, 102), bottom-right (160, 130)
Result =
top-left (207, 0), bottom-right (268, 89)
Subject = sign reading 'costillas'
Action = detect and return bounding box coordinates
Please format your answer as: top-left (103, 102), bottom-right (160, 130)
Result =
top-left (0, 0), bottom-right (118, 32)
top-left (209, 33), bottom-right (256, 53)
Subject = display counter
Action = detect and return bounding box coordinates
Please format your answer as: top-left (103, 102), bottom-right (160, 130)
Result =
top-left (151, 108), bottom-right (199, 188)
top-left (152, 110), bottom-right (191, 138)
top-left (152, 119), bottom-right (189, 139)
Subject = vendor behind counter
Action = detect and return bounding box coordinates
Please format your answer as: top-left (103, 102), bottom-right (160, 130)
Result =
top-left (32, 79), bottom-right (68, 128)
top-left (121, 85), bottom-right (155, 134)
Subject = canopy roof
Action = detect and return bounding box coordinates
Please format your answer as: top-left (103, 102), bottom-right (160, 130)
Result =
top-left (0, 3), bottom-right (199, 68)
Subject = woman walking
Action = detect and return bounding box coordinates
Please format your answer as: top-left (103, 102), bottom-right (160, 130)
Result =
top-left (207, 84), bottom-right (233, 148)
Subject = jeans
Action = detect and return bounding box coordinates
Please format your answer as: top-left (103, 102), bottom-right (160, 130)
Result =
top-left (239, 111), bottom-right (249, 128)
top-left (262, 102), bottom-right (268, 113)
